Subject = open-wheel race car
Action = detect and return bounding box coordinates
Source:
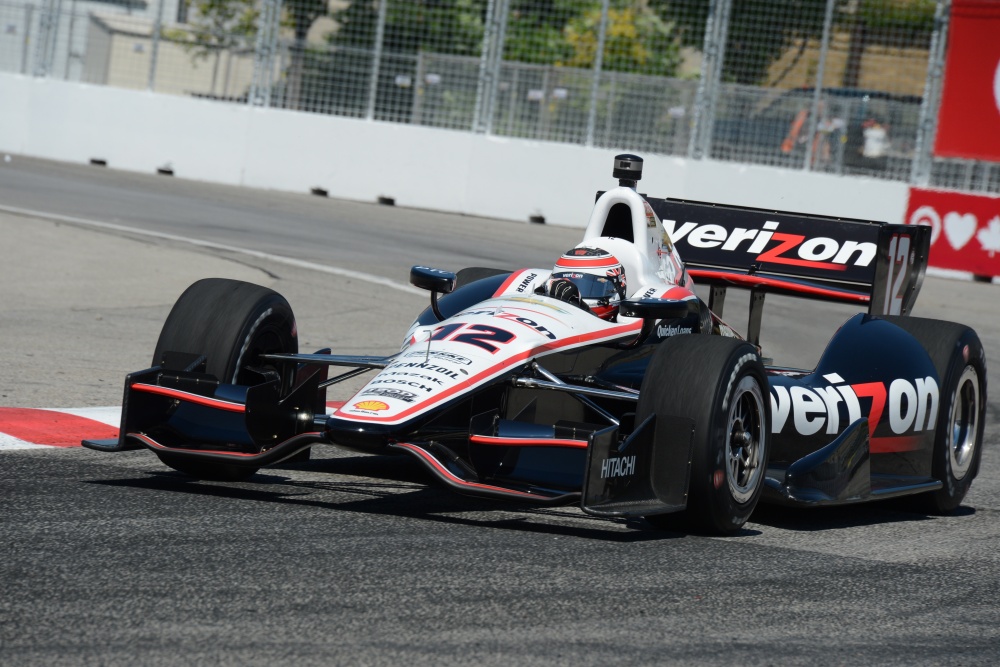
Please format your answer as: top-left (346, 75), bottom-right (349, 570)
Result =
top-left (84, 154), bottom-right (987, 534)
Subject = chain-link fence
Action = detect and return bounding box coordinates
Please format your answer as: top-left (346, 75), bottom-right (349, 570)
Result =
top-left (1, 0), bottom-right (996, 194)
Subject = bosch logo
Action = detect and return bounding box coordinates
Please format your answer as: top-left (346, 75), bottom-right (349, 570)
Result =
top-left (664, 219), bottom-right (877, 271)
top-left (771, 373), bottom-right (939, 437)
top-left (370, 378), bottom-right (436, 393)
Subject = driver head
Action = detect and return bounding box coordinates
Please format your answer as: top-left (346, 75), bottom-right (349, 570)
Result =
top-left (548, 246), bottom-right (627, 320)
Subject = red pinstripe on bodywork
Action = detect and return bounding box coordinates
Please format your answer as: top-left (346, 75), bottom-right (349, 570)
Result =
top-left (131, 383), bottom-right (246, 413)
top-left (687, 269), bottom-right (869, 304)
top-left (128, 432), bottom-right (261, 456)
top-left (470, 434), bottom-right (588, 449)
top-left (334, 320), bottom-right (642, 424)
top-left (392, 442), bottom-right (543, 498)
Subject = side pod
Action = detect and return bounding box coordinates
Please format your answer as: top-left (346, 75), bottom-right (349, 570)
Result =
top-left (764, 419), bottom-right (871, 505)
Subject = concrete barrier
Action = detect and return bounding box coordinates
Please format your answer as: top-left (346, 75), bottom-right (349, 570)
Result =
top-left (0, 72), bottom-right (911, 228)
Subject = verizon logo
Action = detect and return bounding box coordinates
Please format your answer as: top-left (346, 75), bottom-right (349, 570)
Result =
top-left (663, 219), bottom-right (877, 271)
top-left (771, 373), bottom-right (939, 437)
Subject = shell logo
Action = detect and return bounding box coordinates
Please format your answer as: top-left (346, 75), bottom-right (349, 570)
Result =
top-left (352, 400), bottom-right (389, 411)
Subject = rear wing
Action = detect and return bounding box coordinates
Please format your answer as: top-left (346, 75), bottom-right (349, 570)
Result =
top-left (647, 197), bottom-right (931, 319)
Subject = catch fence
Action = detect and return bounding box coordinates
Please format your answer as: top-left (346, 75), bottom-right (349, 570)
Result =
top-left (1, 0), bottom-right (995, 194)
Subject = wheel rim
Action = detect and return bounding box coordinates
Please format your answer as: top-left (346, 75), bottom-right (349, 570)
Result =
top-left (949, 365), bottom-right (980, 481)
top-left (727, 376), bottom-right (766, 504)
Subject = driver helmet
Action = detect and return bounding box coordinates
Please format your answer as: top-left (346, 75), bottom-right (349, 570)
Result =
top-left (548, 246), bottom-right (627, 320)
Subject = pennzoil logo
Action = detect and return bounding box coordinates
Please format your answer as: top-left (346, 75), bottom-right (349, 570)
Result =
top-left (352, 400), bottom-right (389, 412)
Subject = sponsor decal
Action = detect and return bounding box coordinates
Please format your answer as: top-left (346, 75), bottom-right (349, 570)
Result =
top-left (429, 322), bottom-right (516, 353)
top-left (516, 272), bottom-right (538, 293)
top-left (404, 350), bottom-right (473, 365)
top-left (663, 219), bottom-right (877, 271)
top-left (503, 296), bottom-right (569, 312)
top-left (644, 202), bottom-right (658, 228)
top-left (375, 371), bottom-right (445, 386)
top-left (496, 313), bottom-right (557, 340)
top-left (657, 324), bottom-right (692, 337)
top-left (370, 378), bottom-right (437, 393)
top-left (352, 400), bottom-right (389, 412)
top-left (360, 388), bottom-right (418, 403)
top-left (906, 188), bottom-right (1000, 279)
top-left (387, 361), bottom-right (463, 379)
top-left (771, 373), bottom-right (939, 437)
top-left (600, 455), bottom-right (637, 479)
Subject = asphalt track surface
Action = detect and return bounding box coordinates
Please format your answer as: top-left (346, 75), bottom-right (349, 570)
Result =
top-left (2, 156), bottom-right (999, 665)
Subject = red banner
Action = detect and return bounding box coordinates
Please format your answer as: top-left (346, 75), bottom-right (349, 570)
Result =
top-left (933, 0), bottom-right (1000, 161)
top-left (906, 187), bottom-right (1000, 278)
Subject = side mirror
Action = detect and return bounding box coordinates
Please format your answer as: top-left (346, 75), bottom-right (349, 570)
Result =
top-left (410, 266), bottom-right (457, 322)
top-left (619, 298), bottom-right (692, 320)
top-left (410, 266), bottom-right (457, 295)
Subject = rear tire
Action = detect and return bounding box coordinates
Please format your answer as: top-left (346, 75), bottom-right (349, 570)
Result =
top-left (637, 335), bottom-right (770, 534)
top-left (151, 278), bottom-right (299, 480)
top-left (881, 316), bottom-right (987, 513)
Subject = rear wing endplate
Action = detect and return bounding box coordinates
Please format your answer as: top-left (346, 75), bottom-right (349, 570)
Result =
top-left (647, 198), bottom-right (931, 318)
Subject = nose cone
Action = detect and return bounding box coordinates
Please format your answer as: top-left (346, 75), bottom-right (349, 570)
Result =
top-left (324, 415), bottom-right (397, 451)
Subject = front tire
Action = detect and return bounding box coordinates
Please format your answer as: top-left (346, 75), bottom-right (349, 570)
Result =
top-left (637, 335), bottom-right (770, 534)
top-left (151, 278), bottom-right (299, 480)
top-left (882, 316), bottom-right (987, 513)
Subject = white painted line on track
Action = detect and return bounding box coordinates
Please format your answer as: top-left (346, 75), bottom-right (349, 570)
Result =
top-left (0, 203), bottom-right (426, 295)
top-left (49, 406), bottom-right (121, 427)
top-left (0, 433), bottom-right (53, 450)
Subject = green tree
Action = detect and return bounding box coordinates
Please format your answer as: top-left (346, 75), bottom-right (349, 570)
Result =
top-left (168, 0), bottom-right (258, 95)
top-left (330, 0), bottom-right (487, 55)
top-left (562, 3), bottom-right (681, 76)
top-left (655, 0), bottom-right (836, 86)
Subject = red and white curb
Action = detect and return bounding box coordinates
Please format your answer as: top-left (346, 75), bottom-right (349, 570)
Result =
top-left (0, 407), bottom-right (121, 450)
top-left (0, 403), bottom-right (344, 450)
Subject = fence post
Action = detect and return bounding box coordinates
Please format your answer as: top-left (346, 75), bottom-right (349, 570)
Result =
top-left (472, 0), bottom-right (497, 133)
top-left (802, 0), bottom-right (837, 170)
top-left (147, 0), bottom-right (165, 91)
top-left (688, 0), bottom-right (730, 159)
top-left (21, 4), bottom-right (34, 75)
top-left (472, 0), bottom-right (509, 134)
top-left (910, 0), bottom-right (951, 186)
top-left (483, 0), bottom-right (510, 134)
top-left (33, 0), bottom-right (63, 77)
top-left (249, 0), bottom-right (283, 107)
top-left (365, 0), bottom-right (389, 121)
top-left (585, 0), bottom-right (611, 147)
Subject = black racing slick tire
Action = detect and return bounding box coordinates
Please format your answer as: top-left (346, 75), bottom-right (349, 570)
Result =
top-left (637, 335), bottom-right (770, 534)
top-left (881, 316), bottom-right (987, 513)
top-left (151, 278), bottom-right (299, 481)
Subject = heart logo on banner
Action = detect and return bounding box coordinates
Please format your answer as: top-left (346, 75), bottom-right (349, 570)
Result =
top-left (908, 205), bottom-right (942, 245)
top-left (943, 212), bottom-right (979, 250)
top-left (994, 57), bottom-right (1000, 115)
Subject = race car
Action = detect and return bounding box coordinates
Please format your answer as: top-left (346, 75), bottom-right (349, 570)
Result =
top-left (84, 154), bottom-right (987, 534)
